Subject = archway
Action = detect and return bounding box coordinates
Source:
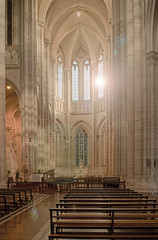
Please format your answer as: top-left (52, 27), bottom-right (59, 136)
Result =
top-left (6, 83), bottom-right (21, 180)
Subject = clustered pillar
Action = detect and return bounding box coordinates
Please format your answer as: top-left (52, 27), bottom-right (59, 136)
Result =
top-left (0, 0), bottom-right (7, 187)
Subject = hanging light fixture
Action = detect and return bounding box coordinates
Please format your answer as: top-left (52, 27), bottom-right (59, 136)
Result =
top-left (7, 85), bottom-right (11, 90)
top-left (76, 0), bottom-right (81, 17)
top-left (76, 7), bottom-right (81, 17)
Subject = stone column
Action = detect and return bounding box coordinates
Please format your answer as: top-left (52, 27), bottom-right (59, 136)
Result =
top-left (21, 0), bottom-right (38, 177)
top-left (112, 0), bottom-right (120, 176)
top-left (106, 36), bottom-right (111, 177)
top-left (0, 0), bottom-right (7, 188)
top-left (45, 38), bottom-right (51, 170)
top-left (119, 0), bottom-right (127, 178)
top-left (126, 0), bottom-right (134, 183)
top-left (50, 58), bottom-right (56, 170)
top-left (21, 0), bottom-right (29, 172)
top-left (6, 127), bottom-right (11, 171)
top-left (65, 68), bottom-right (71, 175)
top-left (147, 51), bottom-right (158, 187)
top-left (37, 21), bottom-right (46, 172)
top-left (133, 0), bottom-right (144, 182)
top-left (91, 62), bottom-right (97, 174)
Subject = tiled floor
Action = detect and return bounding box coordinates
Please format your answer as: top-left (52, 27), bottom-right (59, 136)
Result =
top-left (0, 192), bottom-right (64, 240)
top-left (0, 191), bottom-right (158, 240)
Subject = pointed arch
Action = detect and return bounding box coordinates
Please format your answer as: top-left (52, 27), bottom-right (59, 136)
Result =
top-left (54, 119), bottom-right (66, 167)
top-left (96, 117), bottom-right (108, 174)
top-left (71, 121), bottom-right (92, 174)
top-left (5, 81), bottom-right (21, 179)
top-left (71, 120), bottom-right (92, 137)
top-left (145, 0), bottom-right (157, 51)
top-left (97, 117), bottom-right (106, 133)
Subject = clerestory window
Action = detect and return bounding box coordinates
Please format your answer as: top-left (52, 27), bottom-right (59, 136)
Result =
top-left (84, 59), bottom-right (90, 100)
top-left (97, 55), bottom-right (104, 98)
top-left (72, 58), bottom-right (91, 101)
top-left (72, 60), bottom-right (79, 101)
top-left (57, 56), bottom-right (63, 99)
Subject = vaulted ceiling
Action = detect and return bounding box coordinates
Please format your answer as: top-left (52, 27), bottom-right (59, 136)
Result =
top-left (38, 0), bottom-right (112, 63)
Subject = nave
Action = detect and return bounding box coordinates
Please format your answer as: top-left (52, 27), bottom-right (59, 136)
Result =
top-left (0, 192), bottom-right (64, 240)
top-left (0, 189), bottom-right (158, 240)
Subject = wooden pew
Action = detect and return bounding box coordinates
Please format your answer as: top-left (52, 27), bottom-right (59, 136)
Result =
top-left (64, 194), bottom-right (149, 199)
top-left (56, 201), bottom-right (158, 209)
top-left (0, 196), bottom-right (9, 216)
top-left (8, 188), bottom-right (33, 203)
top-left (49, 207), bottom-right (158, 240)
top-left (0, 188), bottom-right (33, 203)
top-left (60, 198), bottom-right (156, 205)
top-left (72, 177), bottom-right (125, 189)
top-left (0, 189), bottom-right (30, 208)
top-left (65, 191), bottom-right (145, 197)
top-left (0, 188), bottom-right (33, 212)
top-left (48, 186), bottom-right (158, 239)
top-left (0, 192), bottom-right (18, 210)
top-left (69, 188), bottom-right (134, 193)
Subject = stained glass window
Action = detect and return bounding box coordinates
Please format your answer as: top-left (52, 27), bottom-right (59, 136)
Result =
top-left (7, 0), bottom-right (12, 45)
top-left (76, 133), bottom-right (79, 166)
top-left (84, 134), bottom-right (88, 166)
top-left (75, 127), bottom-right (88, 167)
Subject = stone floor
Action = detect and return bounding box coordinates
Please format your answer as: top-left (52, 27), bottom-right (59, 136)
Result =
top-left (0, 191), bottom-right (157, 240)
top-left (0, 192), bottom-right (64, 240)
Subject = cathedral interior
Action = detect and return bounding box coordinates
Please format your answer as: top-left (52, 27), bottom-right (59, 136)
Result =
top-left (1, 1), bottom-right (158, 240)
top-left (0, 0), bottom-right (158, 193)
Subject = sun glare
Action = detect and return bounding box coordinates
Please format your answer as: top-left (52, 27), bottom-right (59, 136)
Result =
top-left (96, 77), bottom-right (104, 87)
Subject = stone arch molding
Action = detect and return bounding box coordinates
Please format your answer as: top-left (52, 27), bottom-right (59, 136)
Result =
top-left (96, 117), bottom-right (108, 174)
top-left (38, 0), bottom-right (112, 25)
top-left (71, 120), bottom-right (92, 139)
top-left (97, 117), bottom-right (106, 135)
top-left (54, 119), bottom-right (66, 171)
top-left (71, 120), bottom-right (92, 175)
top-left (55, 118), bottom-right (66, 137)
top-left (145, 0), bottom-right (158, 52)
top-left (38, 0), bottom-right (111, 61)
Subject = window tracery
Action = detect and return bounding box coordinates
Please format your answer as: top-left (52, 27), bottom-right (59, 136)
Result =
top-left (72, 60), bottom-right (79, 101)
top-left (84, 59), bottom-right (90, 100)
top-left (75, 127), bottom-right (88, 168)
top-left (57, 56), bottom-right (63, 99)
top-left (72, 51), bottom-right (91, 102)
top-left (97, 54), bottom-right (104, 98)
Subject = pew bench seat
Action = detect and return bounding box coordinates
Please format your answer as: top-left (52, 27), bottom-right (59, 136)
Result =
top-left (113, 219), bottom-right (158, 228)
top-left (55, 219), bottom-right (111, 229)
top-left (54, 212), bottom-right (158, 220)
top-left (48, 233), bottom-right (158, 239)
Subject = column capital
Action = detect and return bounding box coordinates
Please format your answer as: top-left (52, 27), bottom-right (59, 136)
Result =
top-left (106, 35), bottom-right (111, 42)
top-left (147, 51), bottom-right (158, 65)
top-left (51, 57), bottom-right (56, 63)
top-left (38, 21), bottom-right (46, 28)
top-left (44, 38), bottom-right (51, 45)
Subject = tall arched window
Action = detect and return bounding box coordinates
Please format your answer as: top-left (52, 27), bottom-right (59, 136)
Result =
top-left (84, 59), bottom-right (90, 100)
top-left (97, 55), bottom-right (104, 98)
top-left (57, 56), bottom-right (63, 99)
top-left (76, 127), bottom-right (88, 167)
top-left (7, 0), bottom-right (13, 45)
top-left (72, 60), bottom-right (79, 101)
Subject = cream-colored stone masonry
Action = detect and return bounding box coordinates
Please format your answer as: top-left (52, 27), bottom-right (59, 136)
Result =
top-left (1, 0), bottom-right (158, 192)
top-left (0, 0), bottom-right (7, 188)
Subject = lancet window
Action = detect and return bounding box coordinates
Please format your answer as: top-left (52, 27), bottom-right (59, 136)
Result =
top-left (75, 127), bottom-right (88, 167)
